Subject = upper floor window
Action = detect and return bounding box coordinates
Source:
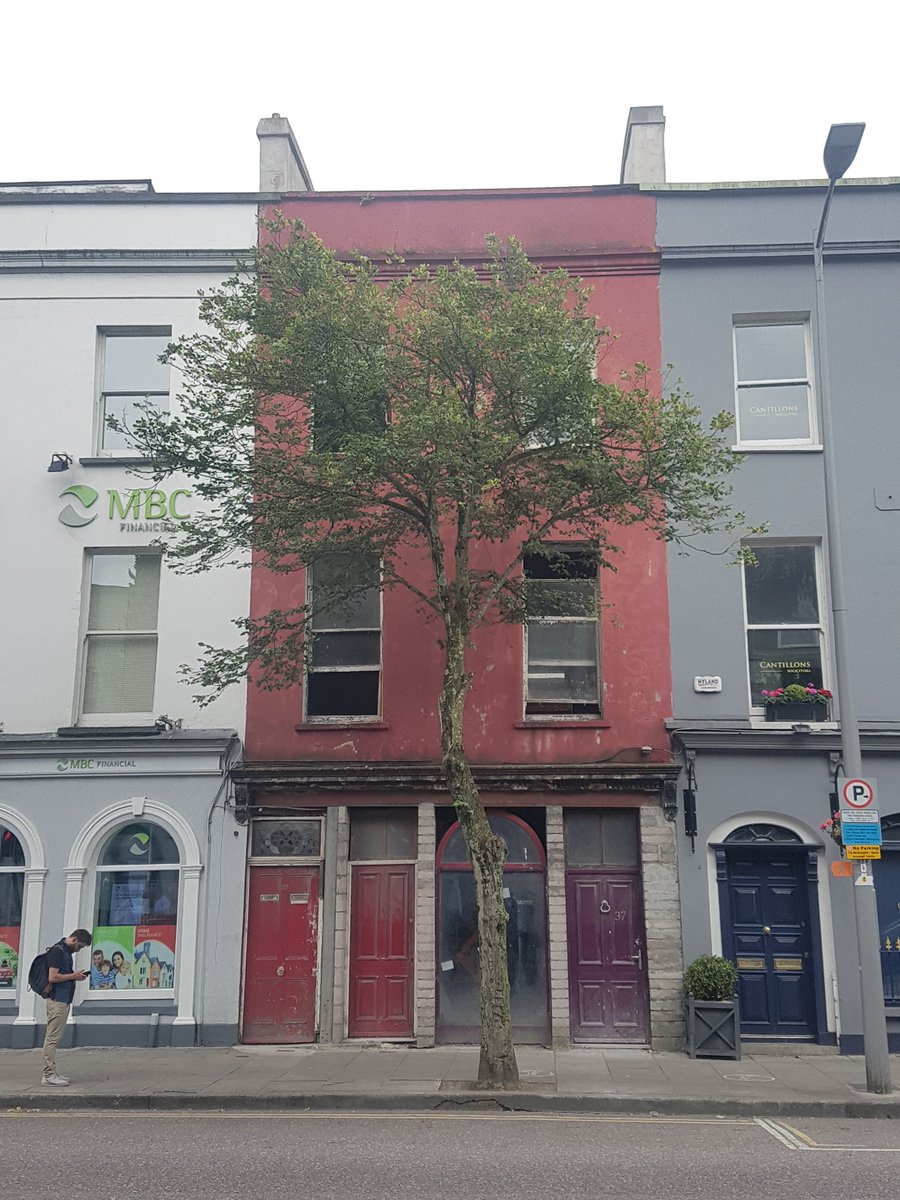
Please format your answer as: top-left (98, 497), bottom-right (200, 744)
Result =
top-left (743, 542), bottom-right (826, 710)
top-left (733, 320), bottom-right (816, 448)
top-left (305, 552), bottom-right (381, 719)
top-left (525, 549), bottom-right (600, 717)
top-left (96, 328), bottom-right (171, 455)
top-left (80, 552), bottom-right (161, 721)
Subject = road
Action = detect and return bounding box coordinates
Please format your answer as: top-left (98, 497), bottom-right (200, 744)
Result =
top-left (2, 1111), bottom-right (899, 1198)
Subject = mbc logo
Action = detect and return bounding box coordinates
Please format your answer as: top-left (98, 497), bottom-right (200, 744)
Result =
top-left (58, 486), bottom-right (191, 527)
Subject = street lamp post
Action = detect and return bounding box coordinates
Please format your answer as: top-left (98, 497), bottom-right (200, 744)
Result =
top-left (813, 122), bottom-right (892, 1094)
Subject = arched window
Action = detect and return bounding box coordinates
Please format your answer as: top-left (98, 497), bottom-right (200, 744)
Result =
top-left (436, 812), bottom-right (548, 1042)
top-left (723, 823), bottom-right (803, 844)
top-left (0, 825), bottom-right (25, 992)
top-left (90, 822), bottom-right (179, 993)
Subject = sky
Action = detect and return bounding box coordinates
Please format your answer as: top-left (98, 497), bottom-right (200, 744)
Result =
top-left (2, 1), bottom-right (896, 194)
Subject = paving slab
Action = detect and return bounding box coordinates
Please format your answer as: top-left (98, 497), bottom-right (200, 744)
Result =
top-left (3, 1044), bottom-right (900, 1117)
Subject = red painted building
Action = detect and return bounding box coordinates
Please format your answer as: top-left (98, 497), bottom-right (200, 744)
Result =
top-left (236, 120), bottom-right (683, 1050)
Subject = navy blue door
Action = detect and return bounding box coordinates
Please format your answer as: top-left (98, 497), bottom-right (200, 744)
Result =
top-left (723, 850), bottom-right (816, 1037)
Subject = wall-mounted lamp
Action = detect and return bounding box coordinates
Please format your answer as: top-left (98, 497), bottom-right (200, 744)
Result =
top-left (792, 723), bottom-right (813, 735)
top-left (47, 453), bottom-right (73, 473)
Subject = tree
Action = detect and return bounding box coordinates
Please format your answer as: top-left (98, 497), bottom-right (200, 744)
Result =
top-left (130, 219), bottom-right (744, 1085)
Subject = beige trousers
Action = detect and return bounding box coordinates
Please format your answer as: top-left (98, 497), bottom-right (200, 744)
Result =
top-left (42, 1000), bottom-right (70, 1078)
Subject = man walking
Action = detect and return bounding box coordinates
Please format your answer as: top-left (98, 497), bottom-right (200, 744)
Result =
top-left (42, 929), bottom-right (92, 1087)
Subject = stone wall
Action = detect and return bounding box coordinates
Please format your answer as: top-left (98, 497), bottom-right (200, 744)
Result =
top-left (545, 805), bottom-right (571, 1047)
top-left (415, 803), bottom-right (437, 1046)
top-left (640, 803), bottom-right (684, 1051)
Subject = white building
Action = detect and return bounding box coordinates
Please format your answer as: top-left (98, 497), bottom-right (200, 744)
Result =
top-left (0, 178), bottom-right (260, 1047)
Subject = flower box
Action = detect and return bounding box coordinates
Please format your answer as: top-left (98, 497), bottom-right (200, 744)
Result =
top-left (765, 701), bottom-right (829, 722)
top-left (762, 684), bottom-right (831, 723)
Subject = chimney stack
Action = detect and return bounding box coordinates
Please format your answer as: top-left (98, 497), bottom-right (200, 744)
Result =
top-left (257, 114), bottom-right (314, 194)
top-left (620, 106), bottom-right (666, 185)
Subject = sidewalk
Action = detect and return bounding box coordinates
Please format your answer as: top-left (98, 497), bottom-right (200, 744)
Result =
top-left (3, 1044), bottom-right (900, 1117)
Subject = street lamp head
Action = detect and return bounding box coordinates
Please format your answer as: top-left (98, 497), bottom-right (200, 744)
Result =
top-left (823, 123), bottom-right (865, 181)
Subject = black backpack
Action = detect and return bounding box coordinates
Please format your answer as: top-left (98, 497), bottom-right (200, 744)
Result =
top-left (27, 947), bottom-right (54, 998)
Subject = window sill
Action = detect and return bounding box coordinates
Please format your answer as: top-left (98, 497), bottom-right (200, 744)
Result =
top-left (78, 456), bottom-right (153, 467)
top-left (515, 719), bottom-right (610, 730)
top-left (731, 444), bottom-right (823, 453)
top-left (295, 720), bottom-right (390, 732)
top-left (748, 717), bottom-right (838, 730)
top-left (78, 989), bottom-right (175, 1001)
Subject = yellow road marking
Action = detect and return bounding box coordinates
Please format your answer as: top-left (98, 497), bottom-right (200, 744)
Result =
top-left (780, 1121), bottom-right (818, 1147)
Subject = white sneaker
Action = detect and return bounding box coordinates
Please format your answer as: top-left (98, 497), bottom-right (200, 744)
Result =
top-left (41, 1073), bottom-right (69, 1087)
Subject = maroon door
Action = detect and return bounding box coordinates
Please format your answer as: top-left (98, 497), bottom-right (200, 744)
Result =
top-left (349, 864), bottom-right (414, 1038)
top-left (567, 871), bottom-right (649, 1042)
top-left (242, 866), bottom-right (319, 1044)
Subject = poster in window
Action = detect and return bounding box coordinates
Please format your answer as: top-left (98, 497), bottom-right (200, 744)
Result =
top-left (109, 877), bottom-right (149, 926)
top-left (90, 926), bottom-right (136, 990)
top-left (0, 926), bottom-right (19, 989)
top-left (132, 925), bottom-right (176, 989)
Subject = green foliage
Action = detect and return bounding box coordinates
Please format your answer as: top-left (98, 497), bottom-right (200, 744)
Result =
top-left (127, 217), bottom-right (750, 704)
top-left (684, 954), bottom-right (739, 1002)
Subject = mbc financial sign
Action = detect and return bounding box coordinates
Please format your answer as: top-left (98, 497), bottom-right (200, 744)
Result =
top-left (58, 485), bottom-right (192, 531)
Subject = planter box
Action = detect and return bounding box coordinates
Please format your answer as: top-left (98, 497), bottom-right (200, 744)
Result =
top-left (685, 994), bottom-right (741, 1059)
top-left (765, 701), bottom-right (829, 722)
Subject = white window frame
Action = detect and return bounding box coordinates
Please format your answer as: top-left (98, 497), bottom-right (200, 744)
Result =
top-left (88, 828), bottom-right (180, 1001)
top-left (732, 315), bottom-right (820, 451)
top-left (742, 538), bottom-right (831, 719)
top-left (66, 803), bottom-right (203, 1020)
top-left (94, 326), bottom-right (172, 457)
top-left (76, 550), bottom-right (161, 727)
top-left (0, 807), bottom-right (44, 1024)
top-left (303, 555), bottom-right (383, 723)
top-left (523, 547), bottom-right (601, 719)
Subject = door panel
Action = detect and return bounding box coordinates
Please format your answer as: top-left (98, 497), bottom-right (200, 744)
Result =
top-left (725, 851), bottom-right (815, 1037)
top-left (566, 871), bottom-right (648, 1043)
top-left (242, 866), bottom-right (319, 1044)
top-left (349, 864), bottom-right (414, 1038)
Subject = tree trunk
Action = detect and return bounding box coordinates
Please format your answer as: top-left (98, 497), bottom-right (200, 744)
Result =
top-left (439, 622), bottom-right (519, 1086)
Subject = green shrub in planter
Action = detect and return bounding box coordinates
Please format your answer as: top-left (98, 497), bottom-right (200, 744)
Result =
top-left (684, 954), bottom-right (738, 1001)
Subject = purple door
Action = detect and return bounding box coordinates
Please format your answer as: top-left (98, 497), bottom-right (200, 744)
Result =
top-left (566, 871), bottom-right (649, 1042)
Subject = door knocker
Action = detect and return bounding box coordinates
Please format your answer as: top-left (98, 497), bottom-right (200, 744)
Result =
top-left (600, 900), bottom-right (611, 914)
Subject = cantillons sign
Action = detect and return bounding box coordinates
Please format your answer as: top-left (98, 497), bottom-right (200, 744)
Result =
top-left (58, 485), bottom-right (191, 531)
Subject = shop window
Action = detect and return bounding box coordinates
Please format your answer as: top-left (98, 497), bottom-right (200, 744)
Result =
top-left (0, 826), bottom-right (25, 993)
top-left (90, 822), bottom-right (179, 993)
top-left (306, 553), bottom-right (381, 719)
top-left (733, 320), bottom-right (815, 448)
top-left (350, 809), bottom-right (417, 860)
top-left (96, 327), bottom-right (171, 454)
top-left (564, 810), bottom-right (639, 867)
top-left (436, 812), bottom-right (548, 1041)
top-left (743, 543), bottom-right (827, 709)
top-left (878, 815), bottom-right (900, 1005)
top-left (525, 549), bottom-right (600, 716)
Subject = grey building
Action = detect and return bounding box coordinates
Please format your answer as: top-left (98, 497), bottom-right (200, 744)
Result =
top-left (653, 176), bottom-right (900, 1050)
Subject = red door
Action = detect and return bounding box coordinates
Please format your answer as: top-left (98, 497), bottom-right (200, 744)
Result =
top-left (567, 871), bottom-right (649, 1043)
top-left (242, 866), bottom-right (319, 1044)
top-left (348, 864), bottom-right (414, 1038)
